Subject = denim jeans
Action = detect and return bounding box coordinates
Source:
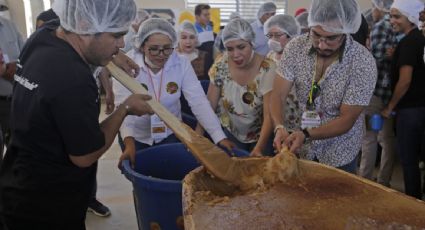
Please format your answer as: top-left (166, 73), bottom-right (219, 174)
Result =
top-left (396, 107), bottom-right (425, 199)
top-left (222, 128), bottom-right (274, 156)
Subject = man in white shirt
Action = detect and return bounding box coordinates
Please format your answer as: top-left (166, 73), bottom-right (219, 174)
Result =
top-left (250, 2), bottom-right (276, 56)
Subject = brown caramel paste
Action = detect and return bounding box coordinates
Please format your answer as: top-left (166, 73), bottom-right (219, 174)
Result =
top-left (183, 150), bottom-right (425, 230)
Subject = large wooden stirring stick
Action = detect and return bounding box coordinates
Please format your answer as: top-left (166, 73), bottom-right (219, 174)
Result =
top-left (106, 62), bottom-right (246, 184)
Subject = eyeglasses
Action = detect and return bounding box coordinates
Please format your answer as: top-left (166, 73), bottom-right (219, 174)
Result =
top-left (309, 29), bottom-right (345, 45)
top-left (147, 47), bottom-right (174, 56)
top-left (265, 33), bottom-right (289, 39)
top-left (306, 81), bottom-right (321, 110)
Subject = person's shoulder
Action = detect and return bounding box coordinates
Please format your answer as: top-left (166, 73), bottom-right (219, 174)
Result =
top-left (284, 34), bottom-right (310, 55)
top-left (260, 56), bottom-right (276, 71)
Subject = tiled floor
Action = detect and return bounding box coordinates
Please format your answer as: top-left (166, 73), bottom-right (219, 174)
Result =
top-left (85, 102), bottom-right (423, 230)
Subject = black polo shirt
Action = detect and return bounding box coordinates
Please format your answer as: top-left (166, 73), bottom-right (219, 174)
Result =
top-left (391, 28), bottom-right (425, 109)
top-left (0, 23), bottom-right (105, 224)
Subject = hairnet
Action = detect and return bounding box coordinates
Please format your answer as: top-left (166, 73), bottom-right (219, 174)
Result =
top-left (222, 18), bottom-right (255, 46)
top-left (177, 20), bottom-right (197, 36)
top-left (52, 0), bottom-right (136, 35)
top-left (372, 0), bottom-right (393, 12)
top-left (308, 0), bottom-right (362, 34)
top-left (257, 2), bottom-right (277, 19)
top-left (264, 14), bottom-right (300, 37)
top-left (391, 0), bottom-right (423, 26)
top-left (134, 18), bottom-right (177, 49)
top-left (296, 12), bottom-right (309, 29)
top-left (229, 12), bottom-right (241, 20)
top-left (133, 9), bottom-right (149, 25)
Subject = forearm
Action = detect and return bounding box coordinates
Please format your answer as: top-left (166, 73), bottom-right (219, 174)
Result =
top-left (254, 114), bottom-right (273, 152)
top-left (308, 115), bottom-right (358, 140)
top-left (386, 81), bottom-right (410, 110)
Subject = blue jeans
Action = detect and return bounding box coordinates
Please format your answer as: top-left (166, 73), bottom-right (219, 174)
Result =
top-left (222, 128), bottom-right (274, 156)
top-left (396, 107), bottom-right (425, 199)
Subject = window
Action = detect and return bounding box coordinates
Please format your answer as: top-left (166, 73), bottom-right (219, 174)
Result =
top-left (186, 0), bottom-right (287, 25)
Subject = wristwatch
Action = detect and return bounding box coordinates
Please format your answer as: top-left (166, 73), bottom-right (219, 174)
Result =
top-left (274, 124), bottom-right (285, 134)
top-left (302, 128), bottom-right (311, 143)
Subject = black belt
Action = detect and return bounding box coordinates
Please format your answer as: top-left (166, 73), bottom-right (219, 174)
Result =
top-left (0, 95), bottom-right (12, 101)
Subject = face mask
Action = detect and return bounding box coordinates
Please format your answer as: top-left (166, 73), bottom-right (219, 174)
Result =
top-left (268, 39), bottom-right (283, 53)
top-left (144, 55), bottom-right (160, 69)
top-left (0, 10), bottom-right (11, 20)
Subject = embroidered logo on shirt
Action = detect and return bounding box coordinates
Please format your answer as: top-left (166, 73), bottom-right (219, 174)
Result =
top-left (14, 74), bottom-right (38, 90)
top-left (166, 82), bottom-right (178, 94)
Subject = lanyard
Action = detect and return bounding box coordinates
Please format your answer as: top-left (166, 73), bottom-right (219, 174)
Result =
top-left (308, 54), bottom-right (339, 105)
top-left (147, 69), bottom-right (164, 102)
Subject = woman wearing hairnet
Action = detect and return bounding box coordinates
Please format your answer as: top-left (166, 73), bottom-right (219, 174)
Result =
top-left (176, 20), bottom-right (213, 80)
top-left (263, 14), bottom-right (301, 135)
top-left (381, 0), bottom-right (425, 199)
top-left (199, 18), bottom-right (276, 156)
top-left (113, 18), bottom-right (234, 165)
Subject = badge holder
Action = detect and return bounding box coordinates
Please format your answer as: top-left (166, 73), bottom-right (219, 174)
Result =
top-left (151, 114), bottom-right (168, 141)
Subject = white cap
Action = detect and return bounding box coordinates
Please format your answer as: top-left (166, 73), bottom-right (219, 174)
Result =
top-left (52, 0), bottom-right (136, 35)
top-left (391, 0), bottom-right (424, 26)
top-left (222, 18), bottom-right (255, 46)
top-left (134, 18), bottom-right (177, 49)
top-left (264, 14), bottom-right (300, 37)
top-left (308, 0), bottom-right (362, 34)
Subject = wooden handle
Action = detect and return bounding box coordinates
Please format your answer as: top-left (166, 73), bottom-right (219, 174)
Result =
top-left (106, 62), bottom-right (192, 142)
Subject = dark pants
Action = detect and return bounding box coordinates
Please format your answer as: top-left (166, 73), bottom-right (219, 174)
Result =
top-left (396, 107), bottom-right (425, 199)
top-left (222, 128), bottom-right (274, 156)
top-left (0, 99), bottom-right (11, 146)
top-left (0, 214), bottom-right (85, 230)
top-left (313, 156), bottom-right (358, 174)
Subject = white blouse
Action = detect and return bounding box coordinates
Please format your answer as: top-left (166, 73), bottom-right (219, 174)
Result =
top-left (113, 50), bottom-right (226, 145)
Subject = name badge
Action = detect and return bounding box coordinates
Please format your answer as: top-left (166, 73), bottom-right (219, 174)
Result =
top-left (301, 110), bottom-right (321, 129)
top-left (151, 114), bottom-right (168, 141)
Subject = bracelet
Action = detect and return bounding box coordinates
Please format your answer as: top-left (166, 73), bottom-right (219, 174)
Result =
top-left (274, 124), bottom-right (285, 134)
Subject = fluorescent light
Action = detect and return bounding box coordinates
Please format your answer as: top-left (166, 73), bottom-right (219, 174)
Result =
top-left (23, 0), bottom-right (33, 37)
top-left (43, 0), bottom-right (51, 10)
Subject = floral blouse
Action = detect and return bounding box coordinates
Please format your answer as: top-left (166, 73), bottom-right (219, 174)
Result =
top-left (209, 53), bottom-right (276, 143)
top-left (267, 51), bottom-right (301, 132)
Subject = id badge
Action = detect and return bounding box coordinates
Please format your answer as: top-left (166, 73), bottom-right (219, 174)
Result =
top-left (301, 110), bottom-right (321, 129)
top-left (151, 114), bottom-right (168, 140)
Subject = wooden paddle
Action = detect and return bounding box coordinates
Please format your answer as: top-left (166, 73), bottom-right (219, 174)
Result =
top-left (107, 62), bottom-right (257, 184)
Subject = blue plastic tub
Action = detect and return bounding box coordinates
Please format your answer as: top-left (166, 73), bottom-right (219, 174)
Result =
top-left (122, 143), bottom-right (249, 230)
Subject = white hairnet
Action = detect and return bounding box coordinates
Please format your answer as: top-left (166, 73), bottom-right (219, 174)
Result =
top-left (134, 18), bottom-right (177, 49)
top-left (178, 20), bottom-right (197, 36)
top-left (133, 9), bottom-right (149, 25)
top-left (229, 12), bottom-right (241, 20)
top-left (296, 12), bottom-right (309, 29)
top-left (264, 14), bottom-right (300, 37)
top-left (52, 0), bottom-right (136, 35)
top-left (391, 0), bottom-right (423, 26)
top-left (222, 18), bottom-right (255, 46)
top-left (308, 0), bottom-right (362, 34)
top-left (372, 0), bottom-right (393, 12)
top-left (257, 2), bottom-right (277, 19)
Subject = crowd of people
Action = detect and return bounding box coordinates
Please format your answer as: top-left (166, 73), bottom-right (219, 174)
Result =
top-left (0, 0), bottom-right (424, 229)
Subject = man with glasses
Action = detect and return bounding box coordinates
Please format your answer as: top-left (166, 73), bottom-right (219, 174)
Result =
top-left (270, 0), bottom-right (377, 174)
